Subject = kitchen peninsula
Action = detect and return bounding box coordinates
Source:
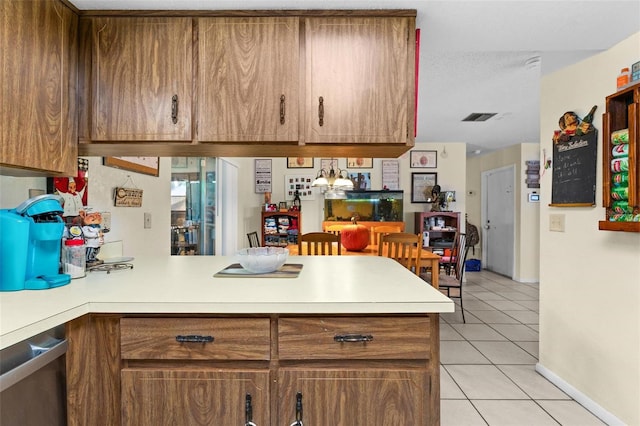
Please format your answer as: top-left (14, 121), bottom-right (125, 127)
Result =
top-left (0, 256), bottom-right (453, 425)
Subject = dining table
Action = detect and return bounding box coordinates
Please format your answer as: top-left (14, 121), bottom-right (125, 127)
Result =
top-left (288, 243), bottom-right (441, 289)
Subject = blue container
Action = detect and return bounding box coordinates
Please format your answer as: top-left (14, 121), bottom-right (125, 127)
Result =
top-left (0, 210), bottom-right (30, 291)
top-left (465, 259), bottom-right (482, 272)
top-left (0, 194), bottom-right (70, 291)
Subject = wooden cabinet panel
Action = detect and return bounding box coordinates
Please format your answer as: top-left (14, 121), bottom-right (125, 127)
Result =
top-left (304, 17), bottom-right (413, 144)
top-left (198, 17), bottom-right (299, 142)
top-left (278, 316), bottom-right (431, 360)
top-left (122, 369), bottom-right (269, 426)
top-left (89, 17), bottom-right (192, 141)
top-left (120, 317), bottom-right (271, 360)
top-left (278, 369), bottom-right (428, 425)
top-left (1, 0), bottom-right (77, 175)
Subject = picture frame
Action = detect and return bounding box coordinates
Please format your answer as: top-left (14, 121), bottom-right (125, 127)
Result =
top-left (410, 150), bottom-right (437, 168)
top-left (171, 157), bottom-right (188, 168)
top-left (287, 157), bottom-right (314, 168)
top-left (411, 172), bottom-right (438, 203)
top-left (104, 157), bottom-right (160, 177)
top-left (320, 158), bottom-right (338, 172)
top-left (346, 157), bottom-right (373, 168)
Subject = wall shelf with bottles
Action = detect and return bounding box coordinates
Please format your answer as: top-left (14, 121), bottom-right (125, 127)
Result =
top-left (599, 81), bottom-right (640, 232)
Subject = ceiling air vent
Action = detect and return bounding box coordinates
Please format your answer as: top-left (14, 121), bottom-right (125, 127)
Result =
top-left (462, 113), bottom-right (497, 122)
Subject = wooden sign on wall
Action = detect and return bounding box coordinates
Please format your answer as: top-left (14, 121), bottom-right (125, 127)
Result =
top-left (114, 187), bottom-right (143, 207)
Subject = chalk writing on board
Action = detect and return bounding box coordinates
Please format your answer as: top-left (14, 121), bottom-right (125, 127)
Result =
top-left (551, 130), bottom-right (597, 205)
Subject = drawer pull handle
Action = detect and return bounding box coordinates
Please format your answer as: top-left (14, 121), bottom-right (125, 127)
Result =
top-left (289, 391), bottom-right (303, 426)
top-left (175, 335), bottom-right (214, 343)
top-left (318, 96), bottom-right (324, 127)
top-left (334, 334), bottom-right (374, 343)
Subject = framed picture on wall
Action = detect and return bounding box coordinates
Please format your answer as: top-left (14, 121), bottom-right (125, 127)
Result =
top-left (104, 157), bottom-right (160, 176)
top-left (287, 157), bottom-right (314, 168)
top-left (346, 157), bottom-right (373, 168)
top-left (411, 172), bottom-right (438, 203)
top-left (410, 150), bottom-right (437, 168)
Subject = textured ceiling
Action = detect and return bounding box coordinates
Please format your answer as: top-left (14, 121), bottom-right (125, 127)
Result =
top-left (69, 0), bottom-right (640, 155)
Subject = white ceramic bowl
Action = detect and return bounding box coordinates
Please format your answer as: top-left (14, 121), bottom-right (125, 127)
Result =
top-left (236, 247), bottom-right (289, 273)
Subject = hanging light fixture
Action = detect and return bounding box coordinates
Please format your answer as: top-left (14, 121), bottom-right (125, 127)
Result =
top-left (311, 160), bottom-right (354, 199)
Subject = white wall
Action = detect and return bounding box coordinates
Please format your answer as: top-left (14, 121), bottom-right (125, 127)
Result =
top-left (1, 142), bottom-right (467, 256)
top-left (466, 143), bottom-right (540, 282)
top-left (539, 32), bottom-right (640, 425)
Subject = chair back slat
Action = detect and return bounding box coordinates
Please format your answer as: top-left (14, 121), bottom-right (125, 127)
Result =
top-left (298, 232), bottom-right (341, 255)
top-left (378, 232), bottom-right (422, 274)
top-left (247, 231), bottom-right (260, 248)
top-left (371, 225), bottom-right (403, 245)
top-left (453, 233), bottom-right (468, 280)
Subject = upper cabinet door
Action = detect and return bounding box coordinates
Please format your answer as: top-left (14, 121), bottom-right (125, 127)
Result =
top-left (304, 17), bottom-right (413, 144)
top-left (1, 0), bottom-right (78, 175)
top-left (91, 17), bottom-right (192, 141)
top-left (198, 17), bottom-right (299, 142)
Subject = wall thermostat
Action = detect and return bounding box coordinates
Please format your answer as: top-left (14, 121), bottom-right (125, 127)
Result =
top-left (528, 192), bottom-right (540, 203)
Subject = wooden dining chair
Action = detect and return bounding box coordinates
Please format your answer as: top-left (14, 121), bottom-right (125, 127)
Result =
top-left (371, 224), bottom-right (403, 245)
top-left (377, 232), bottom-right (422, 275)
top-left (247, 231), bottom-right (261, 248)
top-left (421, 233), bottom-right (469, 323)
top-left (298, 232), bottom-right (341, 255)
top-left (439, 231), bottom-right (460, 274)
top-left (323, 224), bottom-right (345, 237)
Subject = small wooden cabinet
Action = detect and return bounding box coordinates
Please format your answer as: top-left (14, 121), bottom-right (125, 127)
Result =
top-left (79, 17), bottom-right (192, 142)
top-left (198, 17), bottom-right (299, 142)
top-left (600, 81), bottom-right (640, 232)
top-left (415, 212), bottom-right (461, 250)
top-left (303, 17), bottom-right (414, 145)
top-left (262, 210), bottom-right (301, 247)
top-left (1, 0), bottom-right (77, 176)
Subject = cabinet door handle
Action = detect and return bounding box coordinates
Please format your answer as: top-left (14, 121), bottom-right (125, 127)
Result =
top-left (171, 94), bottom-right (178, 124)
top-left (288, 392), bottom-right (303, 426)
top-left (318, 96), bottom-right (324, 127)
top-left (175, 335), bottom-right (214, 343)
top-left (245, 393), bottom-right (257, 426)
top-left (280, 95), bottom-right (286, 125)
top-left (334, 334), bottom-right (374, 343)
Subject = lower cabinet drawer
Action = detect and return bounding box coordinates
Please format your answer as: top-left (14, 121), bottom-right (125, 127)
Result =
top-left (120, 317), bottom-right (271, 360)
top-left (278, 316), bottom-right (431, 360)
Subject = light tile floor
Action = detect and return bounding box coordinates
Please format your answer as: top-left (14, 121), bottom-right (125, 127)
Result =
top-left (439, 269), bottom-right (605, 426)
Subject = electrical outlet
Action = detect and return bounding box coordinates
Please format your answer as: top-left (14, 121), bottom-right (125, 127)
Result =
top-left (549, 214), bottom-right (565, 232)
top-left (144, 212), bottom-right (152, 229)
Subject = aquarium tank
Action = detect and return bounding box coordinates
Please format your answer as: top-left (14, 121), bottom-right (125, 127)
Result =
top-left (324, 190), bottom-right (403, 222)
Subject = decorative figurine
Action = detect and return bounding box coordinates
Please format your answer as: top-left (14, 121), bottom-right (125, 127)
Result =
top-left (81, 211), bottom-right (104, 267)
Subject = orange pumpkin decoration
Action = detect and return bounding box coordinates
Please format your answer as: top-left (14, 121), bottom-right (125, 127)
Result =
top-left (341, 218), bottom-right (370, 252)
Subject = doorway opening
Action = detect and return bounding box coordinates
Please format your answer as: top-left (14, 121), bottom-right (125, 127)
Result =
top-left (170, 158), bottom-right (216, 255)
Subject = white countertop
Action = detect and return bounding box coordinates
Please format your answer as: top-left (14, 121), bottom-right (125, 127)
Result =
top-left (0, 255), bottom-right (453, 349)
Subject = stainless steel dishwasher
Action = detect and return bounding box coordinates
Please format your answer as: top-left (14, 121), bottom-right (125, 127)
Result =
top-left (0, 325), bottom-right (67, 426)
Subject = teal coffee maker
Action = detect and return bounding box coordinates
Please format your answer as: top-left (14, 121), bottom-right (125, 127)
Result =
top-left (0, 194), bottom-right (71, 291)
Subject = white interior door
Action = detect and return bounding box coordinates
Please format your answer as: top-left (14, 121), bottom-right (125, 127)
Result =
top-left (481, 165), bottom-right (515, 278)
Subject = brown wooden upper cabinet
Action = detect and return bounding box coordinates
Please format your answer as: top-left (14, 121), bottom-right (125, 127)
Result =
top-left (82, 17), bottom-right (192, 142)
top-left (303, 17), bottom-right (414, 144)
top-left (198, 17), bottom-right (299, 143)
top-left (1, 0), bottom-right (78, 176)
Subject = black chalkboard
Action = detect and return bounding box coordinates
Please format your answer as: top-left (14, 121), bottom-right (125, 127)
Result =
top-left (551, 131), bottom-right (598, 205)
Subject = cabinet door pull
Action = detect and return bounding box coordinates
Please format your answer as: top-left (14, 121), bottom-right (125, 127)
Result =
top-left (334, 334), bottom-right (374, 343)
top-left (289, 392), bottom-right (303, 426)
top-left (245, 393), bottom-right (257, 426)
top-left (318, 96), bottom-right (324, 127)
top-left (280, 95), bottom-right (286, 125)
top-left (171, 94), bottom-right (178, 124)
top-left (175, 335), bottom-right (214, 343)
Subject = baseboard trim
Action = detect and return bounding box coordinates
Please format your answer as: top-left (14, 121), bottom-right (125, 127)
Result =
top-left (535, 363), bottom-right (625, 426)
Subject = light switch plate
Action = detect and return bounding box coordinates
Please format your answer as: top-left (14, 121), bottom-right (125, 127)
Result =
top-left (549, 214), bottom-right (565, 232)
top-left (144, 212), bottom-right (152, 229)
